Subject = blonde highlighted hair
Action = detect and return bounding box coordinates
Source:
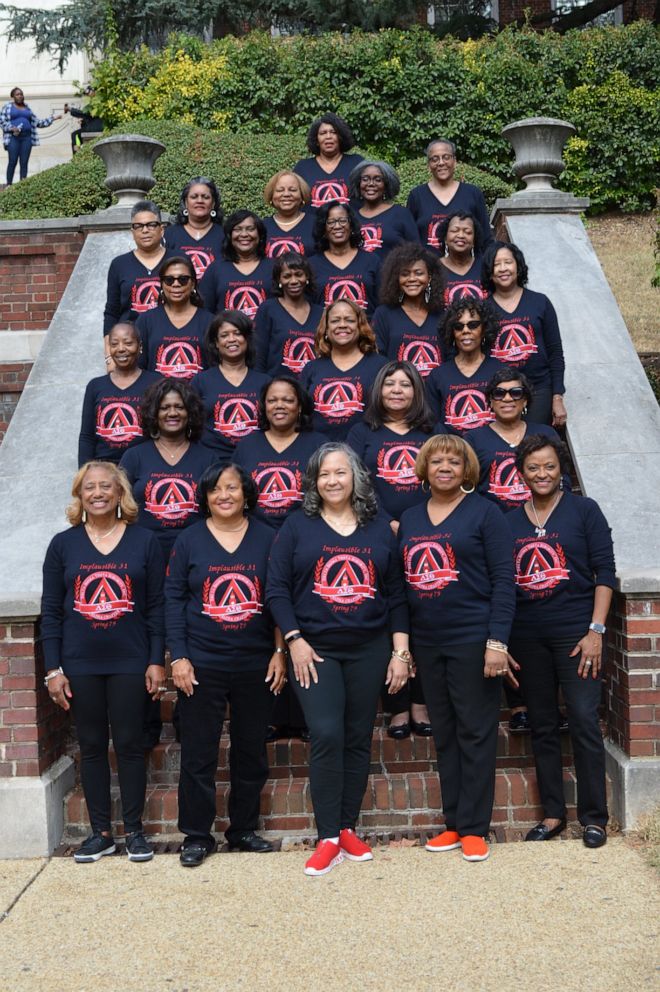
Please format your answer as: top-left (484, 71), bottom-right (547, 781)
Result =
top-left (66, 462), bottom-right (138, 526)
top-left (314, 300), bottom-right (377, 359)
top-left (263, 170), bottom-right (311, 208)
top-left (415, 434), bottom-right (480, 489)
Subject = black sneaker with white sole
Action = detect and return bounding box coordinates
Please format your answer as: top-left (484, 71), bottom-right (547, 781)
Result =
top-left (73, 832), bottom-right (116, 863)
top-left (125, 831), bottom-right (154, 862)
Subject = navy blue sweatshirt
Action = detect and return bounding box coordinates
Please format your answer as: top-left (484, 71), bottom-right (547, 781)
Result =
top-left (119, 441), bottom-right (215, 558)
top-left (40, 524), bottom-right (165, 675)
top-left (427, 356), bottom-right (504, 433)
top-left (267, 511), bottom-right (408, 648)
top-left (508, 492), bottom-right (616, 639)
top-left (234, 430), bottom-right (325, 528)
top-left (354, 204), bottom-right (419, 259)
top-left (192, 367), bottom-right (271, 457)
top-left (489, 289), bottom-right (565, 395)
top-left (442, 256), bottom-right (487, 308)
top-left (166, 517), bottom-right (276, 671)
top-left (137, 306), bottom-right (213, 380)
top-left (372, 305), bottom-right (442, 379)
top-left (406, 183), bottom-right (492, 255)
top-left (293, 153), bottom-right (364, 210)
top-left (78, 370), bottom-right (162, 466)
top-left (203, 258), bottom-right (273, 317)
top-left (467, 422), bottom-right (560, 512)
top-left (262, 213), bottom-right (317, 259)
top-left (398, 494), bottom-right (515, 649)
top-left (309, 250), bottom-right (380, 316)
top-left (163, 223), bottom-right (225, 306)
top-left (103, 250), bottom-right (168, 334)
top-left (254, 297), bottom-right (324, 377)
top-left (301, 353), bottom-right (388, 440)
top-left (346, 422), bottom-right (434, 522)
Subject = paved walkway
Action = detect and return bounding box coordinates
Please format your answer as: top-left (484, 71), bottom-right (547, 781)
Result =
top-left (1, 839), bottom-right (658, 992)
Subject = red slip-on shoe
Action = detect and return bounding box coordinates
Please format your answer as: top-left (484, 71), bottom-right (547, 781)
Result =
top-left (339, 828), bottom-right (373, 862)
top-left (461, 835), bottom-right (490, 862)
top-left (425, 830), bottom-right (462, 852)
top-left (304, 839), bottom-right (344, 876)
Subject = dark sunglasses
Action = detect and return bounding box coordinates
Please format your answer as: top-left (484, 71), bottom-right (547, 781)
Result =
top-left (131, 221), bottom-right (161, 231)
top-left (451, 319), bottom-right (482, 332)
top-left (491, 386), bottom-right (526, 401)
top-left (162, 274), bottom-right (192, 287)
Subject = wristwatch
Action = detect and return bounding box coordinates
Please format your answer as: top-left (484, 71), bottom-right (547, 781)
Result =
top-left (589, 622), bottom-right (606, 635)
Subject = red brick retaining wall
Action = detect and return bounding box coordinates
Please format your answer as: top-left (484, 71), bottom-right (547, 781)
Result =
top-left (607, 593), bottom-right (660, 758)
top-left (0, 232), bottom-right (83, 333)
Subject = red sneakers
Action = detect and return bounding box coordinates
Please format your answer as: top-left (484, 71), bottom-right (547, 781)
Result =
top-left (461, 835), bottom-right (490, 862)
top-left (339, 828), bottom-right (373, 862)
top-left (425, 830), bottom-right (462, 852)
top-left (304, 839), bottom-right (344, 876)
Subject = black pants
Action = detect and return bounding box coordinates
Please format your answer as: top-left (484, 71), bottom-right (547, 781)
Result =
top-left (69, 673), bottom-right (147, 835)
top-left (511, 632), bottom-right (607, 826)
top-left (416, 640), bottom-right (500, 837)
top-left (270, 681), bottom-right (306, 729)
top-left (291, 633), bottom-right (389, 839)
top-left (177, 665), bottom-right (274, 846)
top-left (380, 668), bottom-right (426, 716)
top-left (525, 387), bottom-right (552, 426)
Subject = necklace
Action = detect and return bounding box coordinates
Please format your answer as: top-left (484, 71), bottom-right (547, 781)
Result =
top-left (187, 223), bottom-right (212, 241)
top-left (208, 518), bottom-right (248, 535)
top-left (321, 511), bottom-right (357, 534)
top-left (529, 491), bottom-right (562, 537)
top-left (492, 422), bottom-right (526, 448)
top-left (156, 438), bottom-right (187, 461)
top-left (275, 213), bottom-right (304, 228)
top-left (86, 522), bottom-right (119, 542)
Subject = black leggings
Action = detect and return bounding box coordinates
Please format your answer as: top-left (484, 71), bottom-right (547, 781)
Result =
top-left (69, 673), bottom-right (147, 835)
top-left (291, 633), bottom-right (389, 839)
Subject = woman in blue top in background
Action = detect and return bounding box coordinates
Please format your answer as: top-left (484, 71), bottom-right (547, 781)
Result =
top-left (293, 112), bottom-right (363, 210)
top-left (1, 86), bottom-right (61, 184)
top-left (508, 435), bottom-right (616, 850)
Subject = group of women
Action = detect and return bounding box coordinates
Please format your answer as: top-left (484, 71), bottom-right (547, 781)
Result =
top-left (42, 113), bottom-right (615, 874)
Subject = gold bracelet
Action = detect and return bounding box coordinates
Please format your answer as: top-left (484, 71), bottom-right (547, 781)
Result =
top-left (486, 639), bottom-right (508, 655)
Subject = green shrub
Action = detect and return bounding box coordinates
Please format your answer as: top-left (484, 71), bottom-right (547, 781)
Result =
top-left (80, 22), bottom-right (660, 213)
top-left (0, 118), bottom-right (512, 221)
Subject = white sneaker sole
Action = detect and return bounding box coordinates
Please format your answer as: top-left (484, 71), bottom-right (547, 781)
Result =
top-left (304, 851), bottom-right (344, 876)
top-left (462, 849), bottom-right (490, 862)
top-left (342, 851), bottom-right (373, 862)
top-left (425, 841), bottom-right (462, 852)
top-left (127, 850), bottom-right (154, 862)
top-left (74, 843), bottom-right (116, 863)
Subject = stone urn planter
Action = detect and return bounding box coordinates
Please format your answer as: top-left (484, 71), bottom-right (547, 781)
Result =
top-left (501, 117), bottom-right (576, 194)
top-left (93, 134), bottom-right (166, 207)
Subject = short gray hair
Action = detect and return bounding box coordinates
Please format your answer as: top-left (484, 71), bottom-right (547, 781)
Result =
top-left (348, 160), bottom-right (401, 201)
top-left (302, 442), bottom-right (378, 525)
top-left (131, 199), bottom-right (162, 220)
top-left (426, 138), bottom-right (456, 159)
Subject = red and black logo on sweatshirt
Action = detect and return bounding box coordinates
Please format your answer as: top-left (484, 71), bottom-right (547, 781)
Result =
top-left (73, 571), bottom-right (134, 625)
top-left (96, 402), bottom-right (142, 444)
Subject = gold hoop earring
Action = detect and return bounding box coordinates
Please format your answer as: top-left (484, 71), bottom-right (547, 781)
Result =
top-left (460, 482), bottom-right (476, 494)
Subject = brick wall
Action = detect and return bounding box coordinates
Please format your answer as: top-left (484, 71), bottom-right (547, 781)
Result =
top-left (607, 593), bottom-right (660, 758)
top-left (0, 361), bottom-right (33, 443)
top-left (0, 232), bottom-right (83, 333)
top-left (0, 619), bottom-right (70, 779)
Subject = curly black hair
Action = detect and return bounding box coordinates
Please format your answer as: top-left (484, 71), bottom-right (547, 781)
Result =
top-left (175, 176), bottom-right (223, 227)
top-left (515, 434), bottom-right (570, 475)
top-left (379, 243), bottom-right (445, 312)
top-left (140, 377), bottom-right (205, 442)
top-left (481, 241), bottom-right (529, 293)
top-left (222, 210), bottom-right (267, 262)
top-left (205, 310), bottom-right (256, 368)
top-left (197, 462), bottom-right (258, 517)
top-left (313, 201), bottom-right (363, 253)
top-left (441, 296), bottom-right (498, 355)
top-left (256, 375), bottom-right (315, 432)
top-left (306, 112), bottom-right (356, 155)
top-left (436, 211), bottom-right (485, 257)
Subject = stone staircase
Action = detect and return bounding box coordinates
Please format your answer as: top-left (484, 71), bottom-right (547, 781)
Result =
top-left (62, 698), bottom-right (581, 845)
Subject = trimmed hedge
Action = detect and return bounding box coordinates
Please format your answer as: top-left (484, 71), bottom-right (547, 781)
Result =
top-left (0, 119), bottom-right (512, 220)
top-left (83, 22), bottom-right (660, 213)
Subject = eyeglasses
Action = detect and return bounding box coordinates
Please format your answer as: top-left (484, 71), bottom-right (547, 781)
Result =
top-left (162, 274), bottom-right (192, 287)
top-left (451, 319), bottom-right (482, 332)
top-left (131, 221), bottom-right (161, 231)
top-left (326, 218), bottom-right (350, 227)
top-left (361, 175), bottom-right (385, 185)
top-left (491, 386), bottom-right (526, 401)
top-left (428, 154), bottom-right (454, 164)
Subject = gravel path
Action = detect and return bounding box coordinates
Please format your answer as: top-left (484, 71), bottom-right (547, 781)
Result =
top-left (0, 840), bottom-right (658, 992)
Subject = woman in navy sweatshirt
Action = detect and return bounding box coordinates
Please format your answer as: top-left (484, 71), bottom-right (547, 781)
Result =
top-left (267, 442), bottom-right (410, 877)
top-left (309, 202), bottom-right (380, 317)
top-left (41, 462), bottom-right (165, 864)
top-left (508, 435), bottom-right (616, 850)
top-left (398, 434), bottom-right (516, 862)
top-left (292, 112), bottom-right (363, 211)
top-left (163, 176), bottom-right (224, 304)
top-left (166, 463), bottom-right (287, 867)
top-left (103, 200), bottom-right (167, 336)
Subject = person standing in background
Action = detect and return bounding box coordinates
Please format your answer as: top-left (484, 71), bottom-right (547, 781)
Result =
top-left (1, 86), bottom-right (61, 184)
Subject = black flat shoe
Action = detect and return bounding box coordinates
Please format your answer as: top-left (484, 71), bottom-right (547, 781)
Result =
top-left (525, 819), bottom-right (567, 841)
top-left (583, 825), bottom-right (607, 849)
top-left (411, 719), bottom-right (433, 737)
top-left (509, 711), bottom-right (530, 733)
top-left (387, 721), bottom-right (411, 740)
top-left (180, 842), bottom-right (212, 867)
top-left (227, 831), bottom-right (273, 853)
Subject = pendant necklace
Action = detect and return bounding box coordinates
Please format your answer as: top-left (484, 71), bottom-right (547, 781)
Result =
top-left (530, 492), bottom-right (561, 538)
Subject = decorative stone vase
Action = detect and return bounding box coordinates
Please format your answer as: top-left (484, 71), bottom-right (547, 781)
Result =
top-left (93, 134), bottom-right (166, 207)
top-left (501, 117), bottom-right (576, 194)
